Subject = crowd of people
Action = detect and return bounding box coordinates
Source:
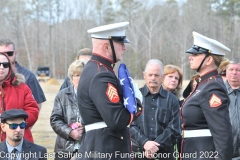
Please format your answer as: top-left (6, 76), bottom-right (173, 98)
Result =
top-left (0, 21), bottom-right (239, 160)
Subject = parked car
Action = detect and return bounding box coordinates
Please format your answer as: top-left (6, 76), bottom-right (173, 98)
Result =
top-left (36, 66), bottom-right (50, 77)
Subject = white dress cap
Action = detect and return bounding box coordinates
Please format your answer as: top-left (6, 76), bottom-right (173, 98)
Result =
top-left (87, 22), bottom-right (130, 43)
top-left (186, 31), bottom-right (231, 56)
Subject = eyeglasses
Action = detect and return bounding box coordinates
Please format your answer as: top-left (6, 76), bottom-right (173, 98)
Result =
top-left (5, 122), bottom-right (27, 129)
top-left (72, 74), bottom-right (80, 77)
top-left (0, 62), bottom-right (10, 68)
top-left (0, 51), bottom-right (15, 57)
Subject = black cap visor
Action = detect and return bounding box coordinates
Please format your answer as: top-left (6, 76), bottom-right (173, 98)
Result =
top-left (186, 45), bottom-right (209, 54)
top-left (111, 36), bottom-right (130, 43)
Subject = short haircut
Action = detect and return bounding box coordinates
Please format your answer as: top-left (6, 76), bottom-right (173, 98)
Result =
top-left (75, 48), bottom-right (92, 60)
top-left (68, 60), bottom-right (86, 81)
top-left (226, 58), bottom-right (240, 69)
top-left (0, 39), bottom-right (16, 50)
top-left (144, 59), bottom-right (164, 76)
top-left (229, 58), bottom-right (240, 64)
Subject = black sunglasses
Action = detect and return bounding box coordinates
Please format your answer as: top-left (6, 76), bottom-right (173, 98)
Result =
top-left (5, 122), bottom-right (27, 129)
top-left (0, 51), bottom-right (14, 56)
top-left (0, 62), bottom-right (10, 68)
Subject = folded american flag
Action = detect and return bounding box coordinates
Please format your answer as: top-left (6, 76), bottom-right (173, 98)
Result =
top-left (118, 63), bottom-right (137, 114)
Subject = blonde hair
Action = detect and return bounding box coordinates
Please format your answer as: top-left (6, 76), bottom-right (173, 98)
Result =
top-left (218, 57), bottom-right (229, 75)
top-left (68, 60), bottom-right (86, 81)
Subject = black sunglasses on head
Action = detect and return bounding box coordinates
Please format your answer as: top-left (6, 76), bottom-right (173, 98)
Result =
top-left (5, 122), bottom-right (27, 129)
top-left (0, 62), bottom-right (10, 68)
top-left (0, 51), bottom-right (14, 57)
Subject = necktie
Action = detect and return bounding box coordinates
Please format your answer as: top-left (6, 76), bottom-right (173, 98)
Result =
top-left (11, 148), bottom-right (18, 160)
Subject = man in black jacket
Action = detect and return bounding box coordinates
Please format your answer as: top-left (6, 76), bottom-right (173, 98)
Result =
top-left (0, 109), bottom-right (47, 160)
top-left (76, 22), bottom-right (142, 160)
top-left (130, 59), bottom-right (181, 160)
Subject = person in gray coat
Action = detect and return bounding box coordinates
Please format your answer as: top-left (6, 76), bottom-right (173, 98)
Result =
top-left (50, 60), bottom-right (87, 160)
top-left (225, 58), bottom-right (240, 160)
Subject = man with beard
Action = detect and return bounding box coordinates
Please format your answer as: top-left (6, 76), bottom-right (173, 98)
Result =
top-left (0, 109), bottom-right (47, 160)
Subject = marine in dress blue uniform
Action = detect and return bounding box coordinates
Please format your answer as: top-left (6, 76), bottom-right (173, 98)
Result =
top-left (76, 22), bottom-right (142, 160)
top-left (181, 32), bottom-right (233, 160)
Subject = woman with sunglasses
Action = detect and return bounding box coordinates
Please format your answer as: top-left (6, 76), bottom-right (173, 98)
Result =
top-left (0, 52), bottom-right (39, 143)
top-left (181, 32), bottom-right (233, 160)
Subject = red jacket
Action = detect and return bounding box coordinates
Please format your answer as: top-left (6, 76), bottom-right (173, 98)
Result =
top-left (0, 79), bottom-right (39, 142)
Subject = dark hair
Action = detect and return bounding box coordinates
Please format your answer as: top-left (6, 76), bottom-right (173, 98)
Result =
top-left (75, 48), bottom-right (92, 60)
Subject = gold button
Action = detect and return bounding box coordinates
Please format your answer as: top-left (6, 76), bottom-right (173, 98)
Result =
top-left (210, 77), bottom-right (212, 79)
top-left (121, 136), bottom-right (123, 140)
top-left (139, 108), bottom-right (141, 111)
top-left (99, 63), bottom-right (102, 65)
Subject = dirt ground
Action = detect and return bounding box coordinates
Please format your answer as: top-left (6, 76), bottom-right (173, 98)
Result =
top-left (31, 79), bottom-right (189, 159)
top-left (31, 80), bottom-right (62, 159)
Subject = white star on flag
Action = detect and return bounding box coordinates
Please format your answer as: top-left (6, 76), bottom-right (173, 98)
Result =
top-left (124, 97), bottom-right (129, 107)
top-left (120, 78), bottom-right (125, 85)
top-left (129, 87), bottom-right (133, 94)
top-left (129, 77), bottom-right (133, 84)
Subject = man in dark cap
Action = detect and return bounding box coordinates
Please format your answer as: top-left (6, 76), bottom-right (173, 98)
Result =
top-left (77, 22), bottom-right (142, 160)
top-left (0, 109), bottom-right (47, 160)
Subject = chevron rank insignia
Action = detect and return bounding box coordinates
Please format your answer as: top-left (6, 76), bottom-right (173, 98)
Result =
top-left (106, 83), bottom-right (120, 103)
top-left (209, 94), bottom-right (222, 108)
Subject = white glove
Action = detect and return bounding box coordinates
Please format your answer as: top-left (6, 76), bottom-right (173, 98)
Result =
top-left (133, 83), bottom-right (143, 103)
